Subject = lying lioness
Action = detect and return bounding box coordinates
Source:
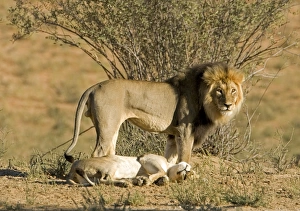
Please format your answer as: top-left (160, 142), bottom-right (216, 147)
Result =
top-left (66, 154), bottom-right (191, 187)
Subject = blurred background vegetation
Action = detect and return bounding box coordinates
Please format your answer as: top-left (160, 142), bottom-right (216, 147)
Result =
top-left (0, 0), bottom-right (299, 165)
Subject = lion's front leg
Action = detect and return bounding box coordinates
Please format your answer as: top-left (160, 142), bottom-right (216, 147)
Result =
top-left (165, 133), bottom-right (194, 164)
top-left (177, 137), bottom-right (194, 163)
top-left (176, 127), bottom-right (194, 163)
top-left (164, 135), bottom-right (178, 164)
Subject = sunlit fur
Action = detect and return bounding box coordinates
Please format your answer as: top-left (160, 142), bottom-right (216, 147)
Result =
top-left (66, 154), bottom-right (191, 187)
top-left (202, 63), bottom-right (244, 125)
top-left (64, 62), bottom-right (244, 164)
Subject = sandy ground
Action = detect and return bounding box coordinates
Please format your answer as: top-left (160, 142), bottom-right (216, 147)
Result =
top-left (0, 156), bottom-right (299, 211)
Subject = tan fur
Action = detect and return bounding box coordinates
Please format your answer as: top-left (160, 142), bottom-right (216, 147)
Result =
top-left (66, 154), bottom-right (191, 187)
top-left (202, 64), bottom-right (244, 125)
top-left (65, 62), bottom-right (244, 164)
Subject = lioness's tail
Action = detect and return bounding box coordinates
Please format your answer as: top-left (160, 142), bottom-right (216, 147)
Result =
top-left (64, 83), bottom-right (100, 163)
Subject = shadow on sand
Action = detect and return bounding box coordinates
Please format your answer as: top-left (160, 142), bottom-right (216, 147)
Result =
top-left (0, 168), bottom-right (27, 177)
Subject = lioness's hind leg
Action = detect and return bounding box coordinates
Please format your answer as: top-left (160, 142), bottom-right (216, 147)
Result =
top-left (137, 154), bottom-right (169, 185)
top-left (99, 179), bottom-right (133, 188)
top-left (76, 169), bottom-right (96, 186)
top-left (66, 178), bottom-right (77, 185)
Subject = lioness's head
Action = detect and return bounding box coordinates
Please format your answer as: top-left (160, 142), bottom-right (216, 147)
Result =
top-left (168, 162), bottom-right (191, 182)
top-left (202, 63), bottom-right (244, 124)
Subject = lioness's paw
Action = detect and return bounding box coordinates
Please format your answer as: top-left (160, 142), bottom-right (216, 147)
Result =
top-left (115, 180), bottom-right (133, 188)
top-left (155, 176), bottom-right (169, 186)
top-left (133, 176), bottom-right (151, 186)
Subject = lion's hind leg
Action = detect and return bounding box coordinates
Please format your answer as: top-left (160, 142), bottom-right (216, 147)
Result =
top-left (91, 117), bottom-right (123, 158)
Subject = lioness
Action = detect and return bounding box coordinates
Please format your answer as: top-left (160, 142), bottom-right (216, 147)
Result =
top-left (65, 62), bottom-right (244, 164)
top-left (66, 154), bottom-right (191, 187)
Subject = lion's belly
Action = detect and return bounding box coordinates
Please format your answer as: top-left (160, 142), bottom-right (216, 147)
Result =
top-left (125, 81), bottom-right (178, 133)
top-left (94, 79), bottom-right (178, 133)
top-left (128, 117), bottom-right (173, 132)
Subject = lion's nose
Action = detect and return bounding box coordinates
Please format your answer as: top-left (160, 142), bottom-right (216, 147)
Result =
top-left (224, 103), bottom-right (232, 109)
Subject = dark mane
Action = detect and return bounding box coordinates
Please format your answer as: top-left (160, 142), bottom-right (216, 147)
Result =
top-left (166, 62), bottom-right (229, 147)
top-left (166, 62), bottom-right (228, 88)
top-left (184, 62), bottom-right (228, 80)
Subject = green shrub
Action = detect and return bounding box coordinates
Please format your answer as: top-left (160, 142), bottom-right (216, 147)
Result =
top-left (170, 157), bottom-right (223, 209)
top-left (116, 122), bottom-right (166, 156)
top-left (29, 150), bottom-right (86, 179)
top-left (8, 0), bottom-right (292, 80)
top-left (223, 174), bottom-right (267, 207)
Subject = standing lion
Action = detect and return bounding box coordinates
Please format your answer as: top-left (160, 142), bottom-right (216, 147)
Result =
top-left (65, 62), bottom-right (244, 164)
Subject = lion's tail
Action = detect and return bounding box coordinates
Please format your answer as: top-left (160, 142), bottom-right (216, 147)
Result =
top-left (64, 83), bottom-right (100, 163)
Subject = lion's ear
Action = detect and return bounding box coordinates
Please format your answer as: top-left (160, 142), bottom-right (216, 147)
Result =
top-left (202, 68), bottom-right (218, 85)
top-left (231, 70), bottom-right (244, 84)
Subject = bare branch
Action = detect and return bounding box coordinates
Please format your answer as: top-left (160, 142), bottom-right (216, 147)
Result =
top-left (247, 42), bottom-right (298, 80)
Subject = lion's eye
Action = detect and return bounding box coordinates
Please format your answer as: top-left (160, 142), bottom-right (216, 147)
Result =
top-left (216, 89), bottom-right (223, 95)
top-left (231, 88), bottom-right (236, 94)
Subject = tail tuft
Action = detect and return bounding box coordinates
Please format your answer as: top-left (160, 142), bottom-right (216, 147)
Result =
top-left (64, 153), bottom-right (75, 163)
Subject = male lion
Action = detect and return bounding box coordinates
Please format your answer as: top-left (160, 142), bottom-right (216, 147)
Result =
top-left (66, 154), bottom-right (191, 187)
top-left (65, 62), bottom-right (244, 164)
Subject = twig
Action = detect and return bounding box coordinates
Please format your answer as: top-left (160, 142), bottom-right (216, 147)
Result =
top-left (41, 126), bottom-right (94, 158)
top-left (247, 42), bottom-right (298, 80)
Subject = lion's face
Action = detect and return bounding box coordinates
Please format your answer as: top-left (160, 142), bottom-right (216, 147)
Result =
top-left (211, 80), bottom-right (240, 116)
top-left (202, 65), bottom-right (244, 124)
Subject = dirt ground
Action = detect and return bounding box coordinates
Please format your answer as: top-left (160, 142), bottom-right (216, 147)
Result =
top-left (0, 174), bottom-right (181, 211)
top-left (0, 156), bottom-right (299, 211)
